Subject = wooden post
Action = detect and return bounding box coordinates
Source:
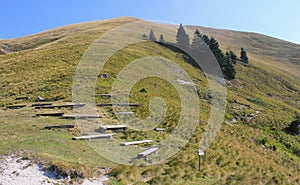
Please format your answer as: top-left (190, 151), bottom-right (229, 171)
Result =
top-left (198, 149), bottom-right (204, 171)
top-left (199, 155), bottom-right (201, 171)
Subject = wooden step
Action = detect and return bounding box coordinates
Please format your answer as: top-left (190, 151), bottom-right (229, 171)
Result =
top-left (96, 103), bottom-right (140, 107)
top-left (138, 148), bottom-right (158, 158)
top-left (36, 112), bottom-right (64, 117)
top-left (100, 124), bottom-right (127, 131)
top-left (34, 103), bottom-right (85, 109)
top-left (72, 133), bottom-right (116, 140)
top-left (62, 114), bottom-right (102, 119)
top-left (31, 103), bottom-right (53, 107)
top-left (6, 104), bottom-right (26, 109)
top-left (121, 140), bottom-right (153, 146)
top-left (44, 124), bottom-right (74, 129)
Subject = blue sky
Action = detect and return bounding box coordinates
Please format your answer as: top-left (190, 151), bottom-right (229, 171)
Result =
top-left (1, 0), bottom-right (300, 44)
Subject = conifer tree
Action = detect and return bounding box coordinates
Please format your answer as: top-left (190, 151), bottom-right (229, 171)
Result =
top-left (159, 34), bottom-right (165, 43)
top-left (223, 51), bottom-right (236, 79)
top-left (176, 23), bottom-right (190, 49)
top-left (209, 37), bottom-right (225, 67)
top-left (191, 29), bottom-right (204, 50)
top-left (149, 30), bottom-right (157, 42)
top-left (240, 48), bottom-right (249, 64)
top-left (202, 34), bottom-right (210, 45)
top-left (228, 50), bottom-right (238, 64)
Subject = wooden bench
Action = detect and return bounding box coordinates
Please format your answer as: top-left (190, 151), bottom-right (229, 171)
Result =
top-left (100, 125), bottom-right (127, 131)
top-left (6, 104), bottom-right (26, 109)
top-left (31, 103), bottom-right (53, 107)
top-left (36, 112), bottom-right (64, 117)
top-left (121, 140), bottom-right (153, 146)
top-left (96, 103), bottom-right (140, 107)
top-left (34, 103), bottom-right (85, 109)
top-left (138, 148), bottom-right (158, 160)
top-left (62, 114), bottom-right (102, 119)
top-left (72, 133), bottom-right (116, 140)
top-left (44, 124), bottom-right (74, 129)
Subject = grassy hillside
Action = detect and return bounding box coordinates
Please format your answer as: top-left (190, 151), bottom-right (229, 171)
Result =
top-left (188, 25), bottom-right (300, 83)
top-left (0, 17), bottom-right (299, 184)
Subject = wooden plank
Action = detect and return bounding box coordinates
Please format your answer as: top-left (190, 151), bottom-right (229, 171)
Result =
top-left (31, 103), bottom-right (53, 107)
top-left (36, 112), bottom-right (64, 117)
top-left (44, 124), bottom-right (74, 129)
top-left (56, 103), bottom-right (86, 108)
top-left (154, 128), bottom-right (166, 132)
top-left (121, 140), bottom-right (153, 146)
top-left (6, 104), bottom-right (26, 109)
top-left (100, 125), bottom-right (127, 131)
top-left (34, 103), bottom-right (85, 109)
top-left (97, 103), bottom-right (140, 107)
top-left (138, 148), bottom-right (158, 158)
top-left (72, 133), bottom-right (116, 140)
top-left (62, 114), bottom-right (102, 119)
top-left (34, 105), bottom-right (56, 109)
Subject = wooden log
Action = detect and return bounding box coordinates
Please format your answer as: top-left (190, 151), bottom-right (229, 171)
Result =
top-left (6, 104), bottom-right (26, 109)
top-left (96, 103), bottom-right (140, 107)
top-left (100, 125), bottom-right (127, 131)
top-left (62, 114), bottom-right (102, 119)
top-left (72, 133), bottom-right (116, 140)
top-left (31, 103), bottom-right (53, 107)
top-left (36, 112), bottom-right (64, 117)
top-left (121, 140), bottom-right (153, 146)
top-left (44, 124), bottom-right (74, 129)
top-left (138, 148), bottom-right (158, 158)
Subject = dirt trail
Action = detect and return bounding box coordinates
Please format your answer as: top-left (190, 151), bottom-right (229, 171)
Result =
top-left (0, 154), bottom-right (109, 185)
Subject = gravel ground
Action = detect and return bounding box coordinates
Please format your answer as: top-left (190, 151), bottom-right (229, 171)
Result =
top-left (0, 154), bottom-right (109, 185)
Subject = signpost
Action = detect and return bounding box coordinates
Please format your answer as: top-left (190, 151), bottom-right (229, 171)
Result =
top-left (198, 149), bottom-right (204, 171)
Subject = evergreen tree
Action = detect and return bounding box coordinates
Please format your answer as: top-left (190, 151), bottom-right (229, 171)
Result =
top-left (223, 52), bottom-right (236, 79)
top-left (209, 37), bottom-right (225, 67)
top-left (159, 34), bottom-right (165, 43)
top-left (202, 34), bottom-right (210, 45)
top-left (149, 30), bottom-right (157, 42)
top-left (194, 29), bottom-right (202, 38)
top-left (228, 50), bottom-right (238, 64)
top-left (191, 29), bottom-right (204, 50)
top-left (240, 48), bottom-right (249, 64)
top-left (176, 23), bottom-right (190, 49)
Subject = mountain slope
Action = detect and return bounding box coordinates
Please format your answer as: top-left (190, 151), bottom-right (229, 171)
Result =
top-left (188, 25), bottom-right (300, 83)
top-left (0, 17), bottom-right (299, 184)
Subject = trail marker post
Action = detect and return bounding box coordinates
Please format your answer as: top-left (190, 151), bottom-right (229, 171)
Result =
top-left (198, 149), bottom-right (204, 171)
